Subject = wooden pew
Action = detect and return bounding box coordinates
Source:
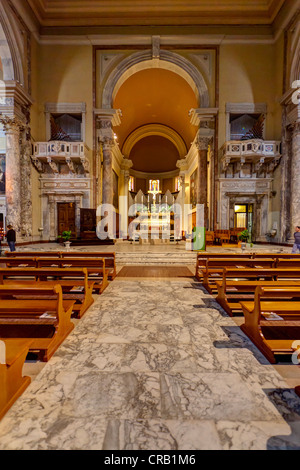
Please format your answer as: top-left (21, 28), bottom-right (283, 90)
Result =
top-left (0, 285), bottom-right (75, 362)
top-left (60, 252), bottom-right (116, 280)
top-left (0, 267), bottom-right (95, 318)
top-left (215, 276), bottom-right (300, 316)
top-left (275, 258), bottom-right (300, 268)
top-left (195, 253), bottom-right (255, 278)
top-left (1, 257), bottom-right (38, 268)
top-left (4, 251), bottom-right (60, 258)
top-left (0, 338), bottom-right (33, 420)
top-left (240, 286), bottom-right (300, 364)
top-left (35, 257), bottom-right (108, 294)
top-left (199, 259), bottom-right (276, 292)
top-left (5, 251), bottom-right (117, 280)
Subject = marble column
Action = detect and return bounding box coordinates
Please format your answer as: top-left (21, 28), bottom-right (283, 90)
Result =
top-left (195, 136), bottom-right (211, 228)
top-left (0, 115), bottom-right (24, 233)
top-left (102, 138), bottom-right (114, 206)
top-left (95, 109), bottom-right (122, 208)
top-left (20, 137), bottom-right (33, 237)
top-left (291, 122), bottom-right (300, 231)
top-left (96, 117), bottom-right (116, 207)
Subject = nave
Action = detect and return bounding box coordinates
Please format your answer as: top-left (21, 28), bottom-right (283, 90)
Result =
top-left (0, 264), bottom-right (300, 450)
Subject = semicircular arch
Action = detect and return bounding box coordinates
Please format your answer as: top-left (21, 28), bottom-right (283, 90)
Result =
top-left (102, 50), bottom-right (209, 109)
top-left (122, 124), bottom-right (187, 159)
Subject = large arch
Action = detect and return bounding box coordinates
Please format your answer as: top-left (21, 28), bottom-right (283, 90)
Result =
top-left (101, 49), bottom-right (209, 109)
top-left (0, 1), bottom-right (25, 86)
top-left (122, 124), bottom-right (187, 159)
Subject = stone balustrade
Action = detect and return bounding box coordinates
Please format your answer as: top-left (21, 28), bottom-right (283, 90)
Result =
top-left (221, 139), bottom-right (281, 170)
top-left (32, 141), bottom-right (90, 174)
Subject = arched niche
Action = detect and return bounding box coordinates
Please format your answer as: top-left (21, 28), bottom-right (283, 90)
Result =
top-left (123, 124), bottom-right (187, 159)
top-left (101, 50), bottom-right (209, 109)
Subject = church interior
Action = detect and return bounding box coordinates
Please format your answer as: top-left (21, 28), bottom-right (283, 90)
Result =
top-left (0, 0), bottom-right (300, 451)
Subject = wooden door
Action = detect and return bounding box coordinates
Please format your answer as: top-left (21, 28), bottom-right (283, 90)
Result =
top-left (57, 202), bottom-right (76, 237)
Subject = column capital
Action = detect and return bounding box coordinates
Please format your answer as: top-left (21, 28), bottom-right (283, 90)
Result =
top-left (176, 157), bottom-right (188, 173)
top-left (195, 135), bottom-right (213, 151)
top-left (0, 114), bottom-right (24, 133)
top-left (121, 157), bottom-right (133, 172)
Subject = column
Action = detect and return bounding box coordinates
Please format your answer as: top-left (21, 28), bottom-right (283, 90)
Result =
top-left (291, 122), bottom-right (300, 232)
top-left (190, 109), bottom-right (217, 230)
top-left (0, 115), bottom-right (24, 233)
top-left (119, 158), bottom-right (133, 239)
top-left (20, 136), bottom-right (33, 237)
top-left (195, 135), bottom-right (211, 228)
top-left (102, 137), bottom-right (114, 206)
top-left (95, 108), bottom-right (122, 208)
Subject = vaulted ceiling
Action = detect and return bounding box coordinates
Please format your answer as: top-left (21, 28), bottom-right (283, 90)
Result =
top-left (24, 0), bottom-right (287, 32)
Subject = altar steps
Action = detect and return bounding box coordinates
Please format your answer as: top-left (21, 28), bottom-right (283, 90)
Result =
top-left (115, 251), bottom-right (197, 266)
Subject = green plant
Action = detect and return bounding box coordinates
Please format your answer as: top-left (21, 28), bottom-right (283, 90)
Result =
top-left (238, 229), bottom-right (249, 242)
top-left (61, 230), bottom-right (72, 241)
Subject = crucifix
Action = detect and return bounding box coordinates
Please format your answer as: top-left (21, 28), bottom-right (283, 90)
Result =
top-left (148, 180), bottom-right (161, 210)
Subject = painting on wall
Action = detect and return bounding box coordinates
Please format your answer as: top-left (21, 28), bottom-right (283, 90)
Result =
top-left (0, 155), bottom-right (5, 193)
top-left (113, 170), bottom-right (119, 209)
top-left (190, 168), bottom-right (198, 208)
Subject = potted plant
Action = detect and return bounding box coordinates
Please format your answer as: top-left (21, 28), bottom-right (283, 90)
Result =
top-left (61, 230), bottom-right (72, 249)
top-left (238, 229), bottom-right (249, 250)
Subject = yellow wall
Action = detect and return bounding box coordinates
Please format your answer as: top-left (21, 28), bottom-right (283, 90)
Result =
top-left (30, 42), bottom-right (94, 238)
top-left (218, 41), bottom-right (283, 145)
top-left (33, 44), bottom-right (93, 146)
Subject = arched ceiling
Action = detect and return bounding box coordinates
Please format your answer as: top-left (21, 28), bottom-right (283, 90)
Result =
top-left (129, 135), bottom-right (180, 173)
top-left (113, 67), bottom-right (198, 173)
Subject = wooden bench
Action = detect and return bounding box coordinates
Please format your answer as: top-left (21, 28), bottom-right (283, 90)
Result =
top-left (5, 251), bottom-right (117, 280)
top-left (0, 338), bottom-right (33, 420)
top-left (60, 252), bottom-right (116, 280)
top-left (0, 257), bottom-right (38, 268)
top-left (195, 253), bottom-right (256, 278)
top-left (0, 285), bottom-right (75, 362)
top-left (240, 286), bottom-right (300, 364)
top-left (35, 257), bottom-right (108, 294)
top-left (275, 258), bottom-right (300, 268)
top-left (198, 259), bottom-right (276, 292)
top-left (215, 276), bottom-right (300, 316)
top-left (0, 267), bottom-right (95, 318)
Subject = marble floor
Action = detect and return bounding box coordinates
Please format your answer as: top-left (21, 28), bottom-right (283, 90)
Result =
top-left (0, 242), bottom-right (300, 450)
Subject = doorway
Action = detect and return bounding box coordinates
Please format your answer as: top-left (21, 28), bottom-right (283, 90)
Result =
top-left (234, 203), bottom-right (253, 241)
top-left (57, 202), bottom-right (76, 237)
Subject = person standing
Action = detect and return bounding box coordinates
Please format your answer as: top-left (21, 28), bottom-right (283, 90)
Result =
top-left (292, 226), bottom-right (300, 253)
top-left (6, 224), bottom-right (16, 252)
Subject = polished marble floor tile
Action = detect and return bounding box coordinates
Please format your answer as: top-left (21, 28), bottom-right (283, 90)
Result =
top-left (0, 278), bottom-right (300, 450)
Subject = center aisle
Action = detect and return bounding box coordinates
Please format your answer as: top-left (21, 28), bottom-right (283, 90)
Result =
top-left (0, 278), bottom-right (299, 450)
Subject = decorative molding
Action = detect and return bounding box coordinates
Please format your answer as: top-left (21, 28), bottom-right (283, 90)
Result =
top-left (225, 103), bottom-right (267, 114)
top-left (45, 102), bottom-right (87, 114)
top-left (101, 49), bottom-right (210, 108)
top-left (122, 124), bottom-right (187, 158)
top-left (189, 107), bottom-right (218, 126)
top-left (94, 108), bottom-right (122, 127)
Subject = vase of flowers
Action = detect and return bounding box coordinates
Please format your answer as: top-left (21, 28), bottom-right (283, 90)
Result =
top-left (62, 230), bottom-right (72, 250)
top-left (238, 229), bottom-right (249, 251)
